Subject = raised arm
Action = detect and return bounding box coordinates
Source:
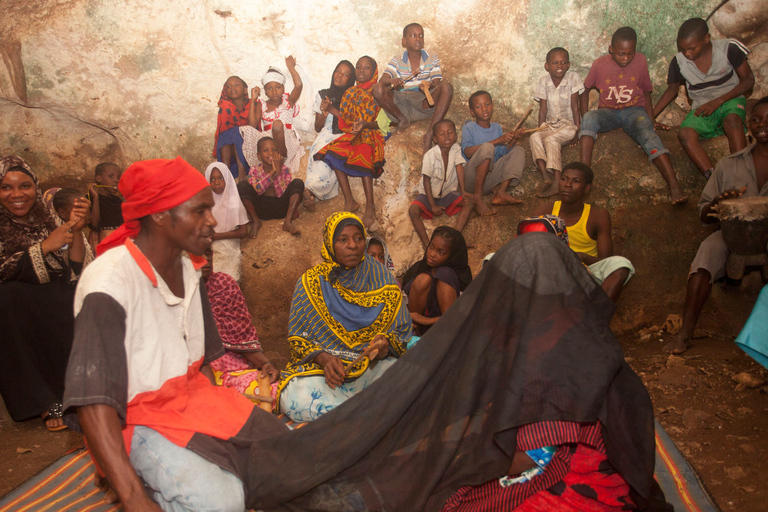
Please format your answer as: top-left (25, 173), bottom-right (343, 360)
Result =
top-left (285, 56), bottom-right (303, 106)
top-left (248, 87), bottom-right (262, 128)
top-left (78, 404), bottom-right (162, 512)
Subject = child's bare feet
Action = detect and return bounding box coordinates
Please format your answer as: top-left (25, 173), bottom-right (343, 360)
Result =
top-left (670, 187), bottom-right (688, 205)
top-left (343, 200), bottom-right (361, 214)
top-left (473, 195), bottom-right (497, 216)
top-left (282, 220), bottom-right (301, 235)
top-left (537, 180), bottom-right (560, 198)
top-left (490, 191), bottom-right (522, 206)
top-left (362, 209), bottom-right (376, 228)
top-left (302, 190), bottom-right (316, 212)
top-left (248, 218), bottom-right (262, 239)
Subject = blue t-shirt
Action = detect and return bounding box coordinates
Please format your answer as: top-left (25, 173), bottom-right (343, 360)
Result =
top-left (461, 121), bottom-right (509, 162)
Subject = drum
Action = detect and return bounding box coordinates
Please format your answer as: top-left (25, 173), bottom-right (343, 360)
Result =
top-left (716, 197), bottom-right (768, 255)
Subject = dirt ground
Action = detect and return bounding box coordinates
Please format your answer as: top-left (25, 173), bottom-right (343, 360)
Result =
top-left (1, 128), bottom-right (767, 510)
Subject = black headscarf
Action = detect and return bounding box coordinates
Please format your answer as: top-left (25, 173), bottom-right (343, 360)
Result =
top-left (402, 226), bottom-right (472, 291)
top-left (245, 233), bottom-right (663, 511)
top-left (318, 60), bottom-right (356, 134)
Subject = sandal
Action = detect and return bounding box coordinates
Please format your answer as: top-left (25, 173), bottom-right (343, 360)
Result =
top-left (43, 403), bottom-right (67, 432)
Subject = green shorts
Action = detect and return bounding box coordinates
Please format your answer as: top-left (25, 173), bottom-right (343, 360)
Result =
top-left (680, 96), bottom-right (747, 139)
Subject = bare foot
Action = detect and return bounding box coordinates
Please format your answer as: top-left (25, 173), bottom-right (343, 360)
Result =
top-left (670, 188), bottom-right (688, 205)
top-left (282, 220), bottom-right (301, 235)
top-left (343, 200), bottom-right (361, 214)
top-left (663, 334), bottom-right (688, 354)
top-left (490, 191), bottom-right (523, 206)
top-left (95, 472), bottom-right (119, 503)
top-left (389, 118), bottom-right (410, 135)
top-left (248, 218), bottom-right (262, 239)
top-left (537, 180), bottom-right (560, 198)
top-left (362, 209), bottom-right (376, 228)
top-left (302, 190), bottom-right (316, 212)
top-left (43, 416), bottom-right (65, 431)
top-left (473, 197), bottom-right (497, 216)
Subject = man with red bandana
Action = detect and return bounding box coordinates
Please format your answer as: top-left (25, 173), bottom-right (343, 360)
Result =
top-left (63, 157), bottom-right (287, 512)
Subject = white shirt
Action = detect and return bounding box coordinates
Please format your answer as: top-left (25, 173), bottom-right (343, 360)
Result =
top-left (419, 143), bottom-right (466, 198)
top-left (534, 70), bottom-right (585, 124)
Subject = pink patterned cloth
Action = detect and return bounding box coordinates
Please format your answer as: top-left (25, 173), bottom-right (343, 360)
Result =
top-left (247, 163), bottom-right (293, 198)
top-left (205, 272), bottom-right (277, 398)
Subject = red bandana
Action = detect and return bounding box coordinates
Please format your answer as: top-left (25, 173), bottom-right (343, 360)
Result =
top-left (97, 157), bottom-right (210, 257)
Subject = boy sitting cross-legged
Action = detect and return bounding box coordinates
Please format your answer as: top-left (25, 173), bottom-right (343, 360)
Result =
top-left (461, 90), bottom-right (525, 216)
top-left (409, 119), bottom-right (473, 249)
top-left (580, 26), bottom-right (687, 205)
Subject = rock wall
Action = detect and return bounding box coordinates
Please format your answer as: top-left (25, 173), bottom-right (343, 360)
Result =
top-left (3, 0), bottom-right (750, 180)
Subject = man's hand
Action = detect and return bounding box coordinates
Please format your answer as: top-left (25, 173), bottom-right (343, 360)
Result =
top-left (711, 186), bottom-right (747, 209)
top-left (315, 352), bottom-right (345, 389)
top-left (654, 122), bottom-right (671, 131)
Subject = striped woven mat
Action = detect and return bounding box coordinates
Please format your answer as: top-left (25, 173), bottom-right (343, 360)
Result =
top-left (0, 419), bottom-right (718, 511)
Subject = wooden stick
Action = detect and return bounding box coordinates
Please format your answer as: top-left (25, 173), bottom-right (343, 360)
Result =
top-left (388, 69), bottom-right (421, 89)
top-left (512, 103), bottom-right (535, 132)
top-left (422, 83), bottom-right (435, 107)
top-left (245, 393), bottom-right (274, 403)
top-left (257, 375), bottom-right (273, 412)
top-left (343, 347), bottom-right (379, 375)
top-left (523, 125), bottom-right (548, 134)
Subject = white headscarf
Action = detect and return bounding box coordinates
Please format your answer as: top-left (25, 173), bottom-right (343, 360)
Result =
top-left (261, 67), bottom-right (286, 86)
top-left (204, 162), bottom-right (249, 233)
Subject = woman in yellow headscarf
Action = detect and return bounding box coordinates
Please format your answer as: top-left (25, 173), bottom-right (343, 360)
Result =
top-left (278, 212), bottom-right (412, 421)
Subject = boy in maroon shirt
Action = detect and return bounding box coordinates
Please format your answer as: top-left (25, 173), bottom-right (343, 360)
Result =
top-left (579, 26), bottom-right (687, 205)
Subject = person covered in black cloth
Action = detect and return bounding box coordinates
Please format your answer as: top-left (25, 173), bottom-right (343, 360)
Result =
top-left (244, 232), bottom-right (669, 512)
top-left (402, 225), bottom-right (472, 334)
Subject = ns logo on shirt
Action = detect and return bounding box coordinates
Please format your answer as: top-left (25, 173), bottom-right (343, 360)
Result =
top-left (606, 85), bottom-right (635, 104)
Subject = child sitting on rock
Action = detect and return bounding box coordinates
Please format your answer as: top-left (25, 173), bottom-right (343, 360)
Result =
top-left (87, 162), bottom-right (123, 247)
top-left (653, 17), bottom-right (754, 180)
top-left (237, 137), bottom-right (304, 238)
top-left (205, 162), bottom-right (249, 281)
top-left (372, 22), bottom-right (454, 153)
top-left (315, 56), bottom-right (385, 228)
top-left (461, 91), bottom-right (525, 216)
top-left (214, 76), bottom-right (251, 178)
top-left (580, 26), bottom-right (687, 205)
top-left (531, 47), bottom-right (584, 198)
top-left (402, 226), bottom-right (472, 334)
top-left (241, 56), bottom-right (305, 174)
top-left (409, 119), bottom-right (473, 249)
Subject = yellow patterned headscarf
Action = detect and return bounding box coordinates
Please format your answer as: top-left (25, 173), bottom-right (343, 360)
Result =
top-left (321, 211), bottom-right (367, 267)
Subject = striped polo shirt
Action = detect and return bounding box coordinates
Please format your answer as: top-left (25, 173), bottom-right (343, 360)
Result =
top-left (667, 39), bottom-right (749, 109)
top-left (383, 49), bottom-right (442, 91)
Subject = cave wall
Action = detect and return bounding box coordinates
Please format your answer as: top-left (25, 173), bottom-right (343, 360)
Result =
top-left (5, 0), bottom-right (764, 183)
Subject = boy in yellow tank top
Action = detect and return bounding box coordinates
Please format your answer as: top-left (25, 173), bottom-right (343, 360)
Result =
top-left (534, 162), bottom-right (634, 301)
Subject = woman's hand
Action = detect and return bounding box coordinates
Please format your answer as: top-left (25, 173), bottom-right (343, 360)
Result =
top-left (350, 120), bottom-right (365, 136)
top-left (250, 86), bottom-right (261, 100)
top-left (368, 335), bottom-right (389, 360)
top-left (314, 352), bottom-right (345, 389)
top-left (259, 362), bottom-right (279, 384)
top-left (69, 197), bottom-right (91, 231)
top-left (41, 219), bottom-right (78, 255)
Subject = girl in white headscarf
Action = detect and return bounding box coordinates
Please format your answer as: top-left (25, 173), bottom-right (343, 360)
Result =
top-left (205, 162), bottom-right (250, 281)
top-left (240, 56), bottom-right (306, 176)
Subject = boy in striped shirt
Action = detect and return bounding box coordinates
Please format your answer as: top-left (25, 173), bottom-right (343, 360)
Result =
top-left (373, 22), bottom-right (454, 153)
top-left (654, 17), bottom-right (754, 179)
